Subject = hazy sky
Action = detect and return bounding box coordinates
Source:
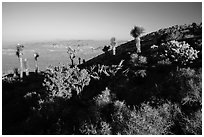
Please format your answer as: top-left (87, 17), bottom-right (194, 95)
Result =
top-left (2, 2), bottom-right (202, 42)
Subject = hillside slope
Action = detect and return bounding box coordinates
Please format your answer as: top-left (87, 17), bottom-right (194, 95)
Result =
top-left (81, 23), bottom-right (202, 67)
top-left (2, 23), bottom-right (202, 135)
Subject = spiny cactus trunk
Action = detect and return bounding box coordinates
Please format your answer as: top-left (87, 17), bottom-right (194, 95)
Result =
top-left (135, 37), bottom-right (141, 53)
top-left (113, 46), bottom-right (116, 55)
top-left (24, 59), bottom-right (29, 76)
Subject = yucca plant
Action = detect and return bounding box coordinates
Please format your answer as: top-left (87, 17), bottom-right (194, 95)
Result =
top-left (16, 43), bottom-right (24, 78)
top-left (34, 52), bottom-right (40, 73)
top-left (23, 58), bottom-right (29, 76)
top-left (130, 26), bottom-right (145, 53)
top-left (110, 37), bottom-right (116, 55)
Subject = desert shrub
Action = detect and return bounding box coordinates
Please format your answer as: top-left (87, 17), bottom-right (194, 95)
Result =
top-left (99, 121), bottom-right (112, 135)
top-left (2, 75), bottom-right (18, 84)
top-left (129, 53), bottom-right (147, 67)
top-left (79, 120), bottom-right (112, 135)
top-left (79, 121), bottom-right (98, 135)
top-left (93, 88), bottom-right (116, 123)
top-left (125, 102), bottom-right (174, 135)
top-left (175, 68), bottom-right (202, 108)
top-left (154, 67), bottom-right (202, 109)
top-left (24, 91), bottom-right (43, 111)
top-left (149, 40), bottom-right (200, 67)
top-left (111, 100), bottom-right (131, 134)
top-left (181, 109), bottom-right (202, 135)
top-left (111, 98), bottom-right (199, 135)
top-left (43, 65), bottom-right (91, 100)
top-left (17, 65), bottom-right (93, 134)
top-left (157, 58), bottom-right (172, 65)
top-left (170, 105), bottom-right (202, 135)
top-left (77, 88), bottom-right (114, 135)
top-left (111, 100), bottom-right (176, 135)
top-left (94, 88), bottom-right (112, 107)
top-left (162, 40), bottom-right (199, 66)
top-left (2, 70), bottom-right (22, 84)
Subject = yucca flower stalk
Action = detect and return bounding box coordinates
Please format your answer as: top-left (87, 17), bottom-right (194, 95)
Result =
top-left (130, 26), bottom-right (145, 53)
top-left (16, 43), bottom-right (24, 78)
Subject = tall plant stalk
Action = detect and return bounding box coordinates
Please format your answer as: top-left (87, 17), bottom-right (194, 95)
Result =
top-left (110, 37), bottom-right (116, 55)
top-left (67, 46), bottom-right (76, 66)
top-left (16, 44), bottom-right (24, 78)
top-left (130, 26), bottom-right (145, 53)
top-left (24, 58), bottom-right (29, 76)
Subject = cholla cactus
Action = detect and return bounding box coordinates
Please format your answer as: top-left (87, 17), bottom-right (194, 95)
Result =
top-left (162, 40), bottom-right (199, 66)
top-left (16, 43), bottom-right (24, 78)
top-left (23, 58), bottom-right (29, 76)
top-left (34, 52), bottom-right (39, 73)
top-left (130, 26), bottom-right (145, 53)
top-left (43, 65), bottom-right (90, 99)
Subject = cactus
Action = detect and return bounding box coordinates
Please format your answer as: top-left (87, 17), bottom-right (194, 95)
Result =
top-left (23, 58), bottom-right (29, 76)
top-left (16, 43), bottom-right (24, 78)
top-left (130, 26), bottom-right (145, 53)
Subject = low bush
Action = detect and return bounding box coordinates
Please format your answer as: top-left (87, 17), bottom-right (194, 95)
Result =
top-left (111, 101), bottom-right (175, 135)
top-left (43, 65), bottom-right (91, 100)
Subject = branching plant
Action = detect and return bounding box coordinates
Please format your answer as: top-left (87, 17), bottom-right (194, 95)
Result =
top-left (67, 46), bottom-right (76, 66)
top-left (43, 65), bottom-right (91, 100)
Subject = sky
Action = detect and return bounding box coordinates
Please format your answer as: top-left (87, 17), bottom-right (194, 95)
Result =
top-left (2, 2), bottom-right (202, 43)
